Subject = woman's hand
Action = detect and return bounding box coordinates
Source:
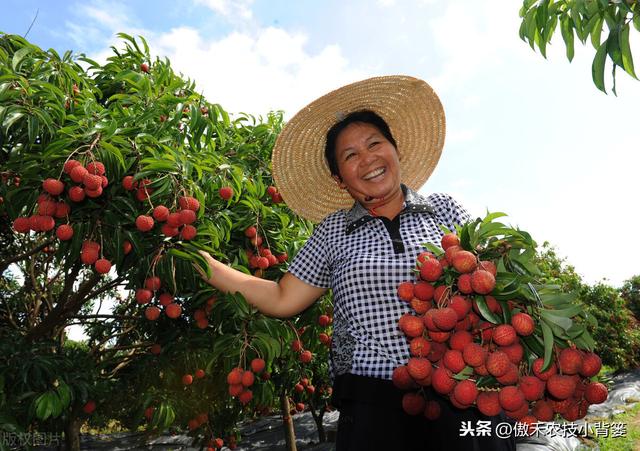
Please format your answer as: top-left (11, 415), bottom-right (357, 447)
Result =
top-left (191, 250), bottom-right (326, 318)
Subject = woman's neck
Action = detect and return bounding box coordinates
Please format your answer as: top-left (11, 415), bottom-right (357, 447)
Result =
top-left (363, 185), bottom-right (405, 220)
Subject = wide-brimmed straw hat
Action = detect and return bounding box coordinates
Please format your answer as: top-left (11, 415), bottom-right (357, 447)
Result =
top-left (271, 75), bottom-right (445, 223)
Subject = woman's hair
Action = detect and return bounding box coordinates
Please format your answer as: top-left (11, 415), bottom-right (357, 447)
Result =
top-left (324, 110), bottom-right (397, 179)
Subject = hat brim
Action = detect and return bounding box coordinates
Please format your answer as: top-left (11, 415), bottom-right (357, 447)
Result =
top-left (272, 75), bottom-right (445, 223)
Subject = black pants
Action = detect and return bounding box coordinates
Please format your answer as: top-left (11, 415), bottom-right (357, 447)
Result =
top-left (333, 374), bottom-right (517, 451)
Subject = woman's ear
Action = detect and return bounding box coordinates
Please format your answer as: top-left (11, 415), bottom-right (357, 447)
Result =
top-left (332, 174), bottom-right (346, 189)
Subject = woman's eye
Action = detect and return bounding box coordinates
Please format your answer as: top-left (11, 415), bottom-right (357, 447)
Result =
top-left (369, 141), bottom-right (380, 148)
top-left (345, 153), bottom-right (355, 160)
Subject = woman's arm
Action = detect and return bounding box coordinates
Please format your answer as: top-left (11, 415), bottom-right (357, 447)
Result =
top-left (195, 250), bottom-right (327, 318)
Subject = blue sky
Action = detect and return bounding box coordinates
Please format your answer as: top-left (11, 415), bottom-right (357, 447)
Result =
top-left (2, 0), bottom-right (639, 287)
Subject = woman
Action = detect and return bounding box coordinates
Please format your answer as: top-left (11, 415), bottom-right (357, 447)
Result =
top-left (196, 76), bottom-right (516, 451)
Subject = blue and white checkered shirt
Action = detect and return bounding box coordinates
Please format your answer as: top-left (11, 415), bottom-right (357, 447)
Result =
top-left (288, 185), bottom-right (471, 381)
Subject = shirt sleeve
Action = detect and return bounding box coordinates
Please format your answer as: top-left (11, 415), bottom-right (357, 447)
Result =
top-left (287, 218), bottom-right (332, 289)
top-left (427, 192), bottom-right (472, 232)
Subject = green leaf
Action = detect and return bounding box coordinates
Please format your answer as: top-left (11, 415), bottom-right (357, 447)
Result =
top-left (589, 15), bottom-right (604, 49)
top-left (474, 296), bottom-right (501, 324)
top-left (560, 16), bottom-right (575, 61)
top-left (592, 41), bottom-right (608, 93)
top-left (540, 310), bottom-right (573, 330)
top-left (619, 24), bottom-right (637, 79)
top-left (540, 320), bottom-right (554, 371)
top-left (11, 46), bottom-right (33, 72)
top-left (606, 26), bottom-right (624, 67)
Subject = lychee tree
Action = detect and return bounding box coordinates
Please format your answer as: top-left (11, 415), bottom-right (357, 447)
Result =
top-left (0, 32), bottom-right (334, 450)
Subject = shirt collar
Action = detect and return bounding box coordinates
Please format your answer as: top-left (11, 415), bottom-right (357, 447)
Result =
top-left (344, 184), bottom-right (434, 234)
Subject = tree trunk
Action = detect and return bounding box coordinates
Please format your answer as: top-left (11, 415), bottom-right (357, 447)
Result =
top-left (64, 413), bottom-right (82, 451)
top-left (280, 393), bottom-right (297, 451)
top-left (308, 399), bottom-right (326, 443)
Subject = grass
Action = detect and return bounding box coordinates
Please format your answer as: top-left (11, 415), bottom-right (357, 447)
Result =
top-left (591, 399), bottom-right (640, 451)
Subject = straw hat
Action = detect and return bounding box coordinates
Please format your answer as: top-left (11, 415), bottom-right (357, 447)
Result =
top-left (271, 75), bottom-right (445, 223)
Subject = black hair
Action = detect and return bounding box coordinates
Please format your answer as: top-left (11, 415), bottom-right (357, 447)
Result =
top-left (324, 110), bottom-right (397, 179)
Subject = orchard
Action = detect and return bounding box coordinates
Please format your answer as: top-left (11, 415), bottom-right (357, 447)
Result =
top-left (0, 31), bottom-right (637, 451)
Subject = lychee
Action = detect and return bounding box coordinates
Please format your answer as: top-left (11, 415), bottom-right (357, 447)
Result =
top-left (431, 367), bottom-right (455, 395)
top-left (520, 375), bottom-right (545, 401)
top-left (180, 225), bottom-right (197, 240)
top-left (407, 358), bottom-right (432, 380)
top-left (580, 352), bottom-right (602, 378)
top-left (499, 386), bottom-right (525, 411)
top-left (402, 392), bottom-right (426, 415)
top-left (532, 358), bottom-right (557, 381)
top-left (56, 224), bottom-right (74, 241)
top-left (95, 259), bottom-right (112, 274)
top-left (153, 205), bottom-right (170, 222)
top-left (43, 178), bottom-right (64, 196)
top-left (432, 307), bottom-right (458, 331)
top-left (219, 186), bottom-right (233, 200)
top-left (558, 347), bottom-right (583, 375)
top-left (145, 306), bottom-right (160, 321)
top-left (86, 162), bottom-right (105, 176)
top-left (136, 289), bottom-right (153, 304)
top-left (414, 281), bottom-right (435, 301)
top-left (453, 379), bottom-right (478, 405)
top-left (397, 282), bottom-right (414, 301)
top-left (136, 215), bottom-right (154, 232)
top-left (440, 233), bottom-right (460, 250)
top-left (399, 314), bottom-right (424, 338)
top-left (486, 351), bottom-right (510, 377)
top-left (470, 269), bottom-right (495, 294)
top-left (409, 337), bottom-right (431, 357)
top-left (451, 250), bottom-right (477, 274)
top-left (585, 382), bottom-right (608, 404)
top-left (462, 342), bottom-right (487, 367)
top-left (419, 258), bottom-right (442, 282)
top-left (546, 374), bottom-right (577, 400)
top-left (511, 312), bottom-right (535, 336)
top-left (165, 303), bottom-right (182, 319)
top-left (476, 391), bottom-right (502, 416)
top-left (493, 324), bottom-right (517, 346)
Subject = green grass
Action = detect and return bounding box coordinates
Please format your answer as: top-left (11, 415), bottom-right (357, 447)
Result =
top-left (592, 400), bottom-right (640, 451)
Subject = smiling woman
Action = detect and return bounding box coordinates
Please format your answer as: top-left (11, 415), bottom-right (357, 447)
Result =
top-left (197, 76), bottom-right (517, 450)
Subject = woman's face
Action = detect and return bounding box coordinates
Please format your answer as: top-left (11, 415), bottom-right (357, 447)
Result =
top-left (333, 121), bottom-right (402, 206)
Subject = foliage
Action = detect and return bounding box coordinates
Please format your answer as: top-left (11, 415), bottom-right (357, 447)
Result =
top-left (519, 0), bottom-right (640, 94)
top-left (0, 31), bottom-right (331, 449)
top-left (620, 274), bottom-right (640, 319)
top-left (534, 243), bottom-right (640, 371)
top-left (592, 399), bottom-right (640, 450)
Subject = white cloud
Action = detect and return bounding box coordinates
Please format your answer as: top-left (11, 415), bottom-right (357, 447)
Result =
top-left (194, 0), bottom-right (254, 20)
top-left (151, 26), bottom-right (365, 117)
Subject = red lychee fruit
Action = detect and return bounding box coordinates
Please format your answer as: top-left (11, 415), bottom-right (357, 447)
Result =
top-left (86, 161), bottom-right (105, 176)
top-left (43, 178), bottom-right (64, 196)
top-left (63, 159), bottom-right (82, 174)
top-left (180, 225), bottom-right (197, 240)
top-left (94, 259), bottom-right (112, 274)
top-left (531, 399), bottom-right (554, 421)
top-left (299, 350), bottom-right (313, 363)
top-left (558, 347), bottom-right (583, 375)
top-left (140, 62), bottom-right (149, 73)
top-left (431, 367), bottom-right (456, 395)
top-left (444, 245), bottom-right (462, 264)
top-left (511, 312), bottom-right (535, 336)
top-left (448, 295), bottom-right (471, 320)
top-left (499, 386), bottom-right (525, 411)
top-left (145, 306), bottom-right (161, 321)
top-left (428, 330), bottom-right (450, 342)
top-left (427, 341), bottom-right (447, 363)
top-left (80, 248), bottom-right (99, 265)
top-left (410, 298), bottom-right (431, 314)
top-left (499, 342), bottom-right (524, 365)
top-left (457, 273), bottom-right (473, 294)
top-left (414, 281), bottom-right (435, 301)
top-left (162, 224), bottom-right (180, 237)
top-left (399, 314), bottom-right (424, 338)
top-left (244, 226), bottom-right (257, 238)
top-left (585, 382), bottom-right (608, 404)
top-left (227, 368), bottom-right (243, 385)
top-left (486, 351), bottom-right (511, 377)
top-left (470, 269), bottom-right (495, 295)
top-left (182, 374), bottom-right (193, 385)
top-left (580, 352), bottom-right (602, 378)
top-left (38, 200), bottom-right (57, 216)
top-left (504, 402), bottom-right (529, 421)
top-left (84, 186), bottom-right (103, 198)
top-left (520, 375), bottom-right (545, 401)
top-left (453, 379), bottom-right (478, 405)
top-left (496, 363), bottom-right (519, 385)
top-left (54, 201), bottom-right (70, 218)
top-left (423, 400), bottom-right (442, 420)
top-left (392, 365), bottom-right (414, 390)
top-left (419, 258), bottom-right (443, 282)
top-left (409, 337), bottom-right (431, 357)
top-left (13, 217), bottom-right (30, 233)
top-left (241, 371), bottom-right (255, 387)
top-left (433, 285), bottom-right (449, 304)
top-left (532, 358), bottom-right (557, 381)
top-left (397, 282), bottom-right (414, 301)
top-left (451, 250), bottom-right (477, 274)
top-left (493, 324), bottom-right (517, 346)
top-left (449, 330), bottom-right (473, 351)
top-left (476, 391), bottom-right (502, 416)
top-left (462, 342), bottom-right (487, 367)
top-left (250, 358), bottom-right (265, 374)
top-left (153, 205), bottom-right (170, 222)
top-left (402, 392), bottom-right (426, 415)
top-left (165, 303), bottom-right (182, 319)
top-left (562, 398), bottom-right (589, 421)
top-left (122, 175), bottom-right (135, 190)
top-left (441, 233), bottom-right (460, 250)
top-left (136, 289), bottom-right (153, 304)
top-left (407, 358), bottom-right (432, 380)
top-left (443, 349), bottom-right (466, 373)
top-left (136, 215), bottom-right (154, 232)
top-left (141, 277), bottom-right (159, 292)
top-left (82, 400), bottom-right (96, 414)
top-left (83, 173), bottom-right (102, 190)
top-left (123, 240), bottom-right (132, 255)
top-left (228, 384), bottom-right (243, 397)
top-left (478, 260), bottom-right (497, 276)
top-left (219, 186), bottom-right (233, 200)
top-left (177, 196), bottom-right (199, 212)
top-left (56, 224), bottom-right (74, 241)
top-left (68, 186), bottom-right (85, 202)
top-left (70, 165), bottom-right (88, 183)
top-left (546, 374), bottom-right (577, 400)
top-left (432, 307), bottom-right (458, 331)
top-left (179, 209), bottom-right (197, 225)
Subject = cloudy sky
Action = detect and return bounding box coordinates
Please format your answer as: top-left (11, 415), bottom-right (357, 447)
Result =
top-left (2, 0), bottom-right (639, 288)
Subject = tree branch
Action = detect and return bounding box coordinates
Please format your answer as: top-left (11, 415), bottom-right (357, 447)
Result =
top-left (0, 239), bottom-right (53, 274)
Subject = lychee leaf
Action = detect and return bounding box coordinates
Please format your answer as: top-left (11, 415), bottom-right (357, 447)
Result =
top-left (540, 310), bottom-right (573, 329)
top-left (475, 296), bottom-right (500, 324)
top-left (423, 242), bottom-right (444, 257)
top-left (540, 321), bottom-right (554, 371)
top-left (452, 366), bottom-right (473, 381)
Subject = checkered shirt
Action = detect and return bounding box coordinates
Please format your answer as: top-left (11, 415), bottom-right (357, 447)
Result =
top-left (288, 186), bottom-right (471, 381)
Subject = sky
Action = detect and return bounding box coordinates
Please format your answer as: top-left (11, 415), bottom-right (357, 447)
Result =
top-left (2, 0), bottom-right (639, 294)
